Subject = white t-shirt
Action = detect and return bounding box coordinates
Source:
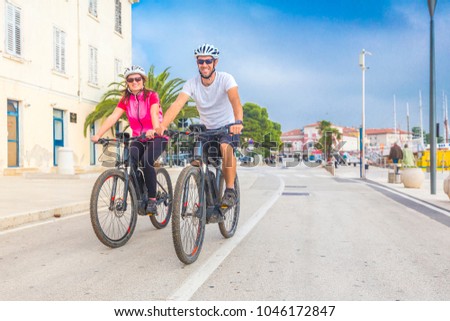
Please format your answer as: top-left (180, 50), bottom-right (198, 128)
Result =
top-left (181, 71), bottom-right (238, 129)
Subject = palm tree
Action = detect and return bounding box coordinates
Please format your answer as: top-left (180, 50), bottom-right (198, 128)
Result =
top-left (83, 65), bottom-right (197, 136)
top-left (316, 120), bottom-right (342, 161)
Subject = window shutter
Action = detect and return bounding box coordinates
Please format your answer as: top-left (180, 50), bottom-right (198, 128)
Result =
top-left (6, 3), bottom-right (21, 56)
top-left (89, 46), bottom-right (98, 84)
top-left (14, 7), bottom-right (21, 55)
top-left (54, 28), bottom-right (60, 70)
top-left (114, 59), bottom-right (122, 81)
top-left (89, 47), bottom-right (93, 83)
top-left (115, 0), bottom-right (122, 34)
top-left (89, 0), bottom-right (97, 17)
top-left (53, 28), bottom-right (66, 73)
top-left (60, 31), bottom-right (66, 72)
top-left (6, 5), bottom-right (14, 53)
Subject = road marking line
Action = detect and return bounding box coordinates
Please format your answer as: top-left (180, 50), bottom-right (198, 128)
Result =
top-left (167, 175), bottom-right (285, 301)
top-left (366, 181), bottom-right (450, 218)
top-left (0, 211), bottom-right (88, 236)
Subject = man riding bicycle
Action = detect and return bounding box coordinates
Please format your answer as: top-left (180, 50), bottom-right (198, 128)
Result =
top-left (156, 43), bottom-right (243, 207)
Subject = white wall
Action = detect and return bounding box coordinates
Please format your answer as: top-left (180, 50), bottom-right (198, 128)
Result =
top-left (0, 0), bottom-right (136, 172)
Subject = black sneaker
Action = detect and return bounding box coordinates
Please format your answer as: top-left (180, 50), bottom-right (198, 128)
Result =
top-left (221, 188), bottom-right (237, 208)
top-left (146, 199), bottom-right (157, 215)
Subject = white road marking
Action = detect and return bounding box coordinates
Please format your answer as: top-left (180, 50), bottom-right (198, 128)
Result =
top-left (167, 175), bottom-right (285, 301)
top-left (0, 211), bottom-right (88, 235)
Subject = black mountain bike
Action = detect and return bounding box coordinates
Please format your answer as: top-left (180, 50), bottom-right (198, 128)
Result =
top-left (90, 132), bottom-right (173, 248)
top-left (168, 124), bottom-right (240, 264)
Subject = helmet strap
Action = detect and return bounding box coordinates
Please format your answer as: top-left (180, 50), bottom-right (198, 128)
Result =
top-left (199, 68), bottom-right (216, 80)
top-left (127, 87), bottom-right (143, 95)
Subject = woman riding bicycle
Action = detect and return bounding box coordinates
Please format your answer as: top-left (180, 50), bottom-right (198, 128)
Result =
top-left (91, 65), bottom-right (167, 214)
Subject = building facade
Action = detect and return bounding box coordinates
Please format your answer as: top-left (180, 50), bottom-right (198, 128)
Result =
top-left (1, 0), bottom-right (138, 174)
top-left (366, 128), bottom-right (411, 155)
top-left (280, 128), bottom-right (303, 154)
top-left (281, 123), bottom-right (359, 155)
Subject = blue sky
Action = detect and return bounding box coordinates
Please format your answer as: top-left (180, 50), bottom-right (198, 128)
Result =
top-left (131, 0), bottom-right (450, 133)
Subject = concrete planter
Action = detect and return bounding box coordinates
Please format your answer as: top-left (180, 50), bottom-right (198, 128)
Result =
top-left (443, 174), bottom-right (450, 199)
top-left (401, 168), bottom-right (424, 189)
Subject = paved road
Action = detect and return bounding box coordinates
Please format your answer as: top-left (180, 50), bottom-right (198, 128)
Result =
top-left (0, 164), bottom-right (449, 301)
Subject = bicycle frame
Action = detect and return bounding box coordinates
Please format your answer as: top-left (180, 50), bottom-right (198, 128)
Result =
top-left (191, 129), bottom-right (229, 221)
top-left (101, 133), bottom-right (169, 212)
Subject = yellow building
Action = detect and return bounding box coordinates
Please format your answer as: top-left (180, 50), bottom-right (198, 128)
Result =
top-left (1, 0), bottom-right (138, 174)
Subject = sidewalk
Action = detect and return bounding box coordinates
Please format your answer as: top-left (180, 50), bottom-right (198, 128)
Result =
top-left (335, 165), bottom-right (450, 211)
top-left (0, 167), bottom-right (182, 231)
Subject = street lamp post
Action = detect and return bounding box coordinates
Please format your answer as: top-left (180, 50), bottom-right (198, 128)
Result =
top-left (359, 49), bottom-right (371, 179)
top-left (428, 0), bottom-right (437, 194)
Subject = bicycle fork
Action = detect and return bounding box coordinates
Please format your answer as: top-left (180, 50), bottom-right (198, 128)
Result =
top-left (109, 169), bottom-right (132, 212)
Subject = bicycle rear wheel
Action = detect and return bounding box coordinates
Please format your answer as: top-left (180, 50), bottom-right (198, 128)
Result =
top-left (150, 167), bottom-right (173, 229)
top-left (90, 169), bottom-right (138, 248)
top-left (218, 175), bottom-right (240, 238)
top-left (172, 166), bottom-right (206, 264)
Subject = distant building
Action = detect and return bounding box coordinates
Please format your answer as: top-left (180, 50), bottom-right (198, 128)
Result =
top-left (280, 128), bottom-right (303, 153)
top-left (366, 128), bottom-right (412, 155)
top-left (1, 0), bottom-right (139, 174)
top-left (281, 122), bottom-right (359, 154)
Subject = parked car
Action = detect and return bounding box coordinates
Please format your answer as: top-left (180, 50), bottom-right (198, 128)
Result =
top-left (347, 156), bottom-right (359, 167)
top-left (164, 153), bottom-right (191, 166)
top-left (239, 155), bottom-right (254, 165)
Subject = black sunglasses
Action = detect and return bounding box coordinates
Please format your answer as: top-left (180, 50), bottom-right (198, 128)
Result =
top-left (197, 58), bottom-right (215, 65)
top-left (126, 76), bottom-right (143, 83)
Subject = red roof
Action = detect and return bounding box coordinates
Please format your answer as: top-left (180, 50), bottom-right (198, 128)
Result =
top-left (281, 129), bottom-right (303, 137)
top-left (366, 128), bottom-right (411, 135)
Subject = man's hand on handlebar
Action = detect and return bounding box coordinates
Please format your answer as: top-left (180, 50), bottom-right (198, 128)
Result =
top-left (229, 123), bottom-right (243, 135)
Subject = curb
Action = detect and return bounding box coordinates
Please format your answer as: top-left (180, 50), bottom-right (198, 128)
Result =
top-left (0, 201), bottom-right (89, 231)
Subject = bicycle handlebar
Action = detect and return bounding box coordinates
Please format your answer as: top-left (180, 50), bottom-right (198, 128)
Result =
top-left (96, 133), bottom-right (147, 146)
top-left (96, 122), bottom-right (242, 145)
top-left (163, 122), bottom-right (242, 138)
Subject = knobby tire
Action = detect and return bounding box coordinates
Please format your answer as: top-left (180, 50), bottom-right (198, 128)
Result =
top-left (150, 167), bottom-right (173, 229)
top-left (218, 175), bottom-right (240, 238)
top-left (90, 169), bottom-right (138, 248)
top-left (172, 166), bottom-right (206, 264)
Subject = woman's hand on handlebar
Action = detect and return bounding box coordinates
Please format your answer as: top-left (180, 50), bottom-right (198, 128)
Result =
top-left (145, 129), bottom-right (156, 139)
top-left (155, 126), bottom-right (167, 136)
top-left (91, 134), bottom-right (101, 143)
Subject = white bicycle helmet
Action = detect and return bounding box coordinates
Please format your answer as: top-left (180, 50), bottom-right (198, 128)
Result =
top-left (194, 43), bottom-right (220, 59)
top-left (123, 65), bottom-right (146, 79)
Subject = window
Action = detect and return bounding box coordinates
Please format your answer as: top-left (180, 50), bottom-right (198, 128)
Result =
top-left (114, 58), bottom-right (122, 81)
top-left (6, 2), bottom-right (22, 56)
top-left (115, 0), bottom-right (122, 34)
top-left (88, 46), bottom-right (98, 85)
top-left (88, 0), bottom-right (97, 17)
top-left (53, 27), bottom-right (66, 73)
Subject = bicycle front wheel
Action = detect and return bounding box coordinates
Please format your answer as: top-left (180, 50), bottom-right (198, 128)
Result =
top-left (218, 175), bottom-right (240, 238)
top-left (150, 167), bottom-right (173, 229)
top-left (90, 169), bottom-right (138, 248)
top-left (172, 166), bottom-right (206, 264)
